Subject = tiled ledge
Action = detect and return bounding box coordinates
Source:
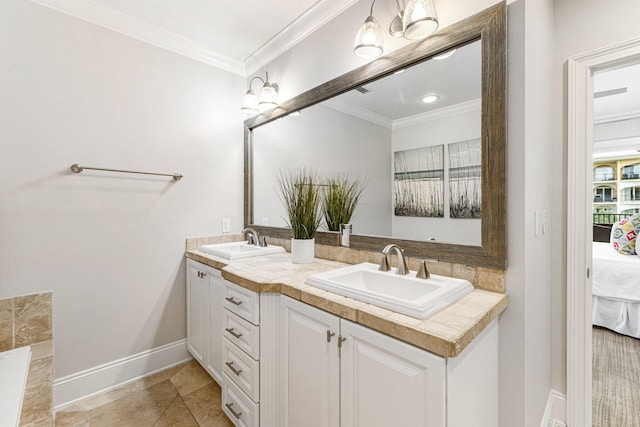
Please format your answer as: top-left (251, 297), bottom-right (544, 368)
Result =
top-left (185, 247), bottom-right (507, 358)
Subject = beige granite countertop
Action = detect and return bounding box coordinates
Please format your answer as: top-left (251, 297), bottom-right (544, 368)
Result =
top-left (186, 249), bottom-right (507, 358)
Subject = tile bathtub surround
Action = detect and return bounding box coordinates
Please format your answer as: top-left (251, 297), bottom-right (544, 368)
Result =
top-left (186, 248), bottom-right (508, 358)
top-left (0, 292), bottom-right (54, 427)
top-left (54, 360), bottom-right (233, 427)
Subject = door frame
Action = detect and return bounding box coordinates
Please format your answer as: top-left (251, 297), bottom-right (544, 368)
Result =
top-left (566, 37), bottom-right (640, 427)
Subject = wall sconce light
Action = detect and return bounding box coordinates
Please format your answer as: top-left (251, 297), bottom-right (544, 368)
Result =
top-left (241, 72), bottom-right (279, 115)
top-left (354, 0), bottom-right (439, 58)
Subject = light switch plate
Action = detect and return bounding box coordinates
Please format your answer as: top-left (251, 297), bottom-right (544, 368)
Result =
top-left (222, 218), bottom-right (230, 233)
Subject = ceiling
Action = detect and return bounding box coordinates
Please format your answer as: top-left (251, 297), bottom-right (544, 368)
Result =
top-left (81, 0), bottom-right (357, 75)
top-left (91, 0), bottom-right (317, 61)
top-left (593, 62), bottom-right (640, 158)
top-left (594, 61), bottom-right (640, 122)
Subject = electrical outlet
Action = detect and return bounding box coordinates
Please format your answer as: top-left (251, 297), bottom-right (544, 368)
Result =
top-left (222, 218), bottom-right (230, 233)
top-left (262, 217), bottom-right (269, 226)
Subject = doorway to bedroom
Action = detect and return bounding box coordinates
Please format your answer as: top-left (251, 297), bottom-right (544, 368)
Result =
top-left (591, 61), bottom-right (640, 426)
top-left (567, 37), bottom-right (640, 427)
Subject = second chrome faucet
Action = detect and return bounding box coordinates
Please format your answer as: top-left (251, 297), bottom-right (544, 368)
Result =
top-left (378, 244), bottom-right (431, 279)
top-left (378, 244), bottom-right (409, 275)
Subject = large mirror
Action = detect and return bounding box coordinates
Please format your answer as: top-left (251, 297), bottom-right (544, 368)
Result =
top-left (244, 2), bottom-right (506, 269)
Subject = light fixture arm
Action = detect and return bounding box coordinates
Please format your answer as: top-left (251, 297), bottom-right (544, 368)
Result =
top-left (247, 75), bottom-right (265, 92)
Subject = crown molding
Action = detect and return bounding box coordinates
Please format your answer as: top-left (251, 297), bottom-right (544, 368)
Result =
top-left (323, 98), bottom-right (393, 129)
top-left (244, 0), bottom-right (360, 76)
top-left (392, 99), bottom-right (481, 129)
top-left (29, 0), bottom-right (246, 76)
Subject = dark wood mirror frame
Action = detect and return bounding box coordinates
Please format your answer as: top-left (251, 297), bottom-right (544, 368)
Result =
top-left (244, 2), bottom-right (506, 270)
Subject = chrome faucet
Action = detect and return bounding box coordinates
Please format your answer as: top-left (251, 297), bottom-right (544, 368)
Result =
top-left (242, 227), bottom-right (266, 247)
top-left (379, 244), bottom-right (409, 275)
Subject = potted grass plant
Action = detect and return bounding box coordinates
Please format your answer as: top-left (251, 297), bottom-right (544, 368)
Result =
top-left (277, 168), bottom-right (323, 263)
top-left (323, 174), bottom-right (365, 232)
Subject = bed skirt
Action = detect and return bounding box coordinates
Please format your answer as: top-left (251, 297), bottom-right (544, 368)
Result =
top-left (593, 295), bottom-right (640, 338)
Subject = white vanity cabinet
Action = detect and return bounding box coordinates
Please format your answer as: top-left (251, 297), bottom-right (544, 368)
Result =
top-left (186, 259), bottom-right (224, 383)
top-left (277, 296), bottom-right (497, 427)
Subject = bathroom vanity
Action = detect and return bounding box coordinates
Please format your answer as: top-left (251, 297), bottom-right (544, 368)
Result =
top-left (185, 247), bottom-right (506, 427)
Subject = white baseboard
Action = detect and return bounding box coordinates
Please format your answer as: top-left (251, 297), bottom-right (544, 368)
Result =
top-left (540, 389), bottom-right (567, 427)
top-left (53, 339), bottom-right (191, 409)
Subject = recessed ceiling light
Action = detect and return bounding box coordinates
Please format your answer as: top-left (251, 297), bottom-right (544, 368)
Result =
top-left (393, 69), bottom-right (405, 75)
top-left (421, 95), bottom-right (439, 104)
top-left (433, 49), bottom-right (456, 60)
top-left (288, 111), bottom-right (301, 117)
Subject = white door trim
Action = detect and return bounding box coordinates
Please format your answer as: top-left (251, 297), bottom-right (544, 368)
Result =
top-left (566, 37), bottom-right (640, 427)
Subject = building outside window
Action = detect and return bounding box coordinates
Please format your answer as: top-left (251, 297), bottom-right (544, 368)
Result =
top-left (594, 165), bottom-right (615, 181)
top-left (594, 186), bottom-right (615, 202)
top-left (621, 186), bottom-right (640, 202)
top-left (622, 163), bottom-right (640, 180)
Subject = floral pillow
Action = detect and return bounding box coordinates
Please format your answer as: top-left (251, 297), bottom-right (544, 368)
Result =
top-left (611, 214), bottom-right (640, 255)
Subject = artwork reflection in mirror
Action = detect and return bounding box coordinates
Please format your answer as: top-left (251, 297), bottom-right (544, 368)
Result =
top-left (253, 39), bottom-right (481, 246)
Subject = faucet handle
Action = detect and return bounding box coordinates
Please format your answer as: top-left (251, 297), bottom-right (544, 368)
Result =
top-left (247, 235), bottom-right (256, 245)
top-left (260, 236), bottom-right (268, 247)
top-left (378, 254), bottom-right (391, 272)
top-left (416, 260), bottom-right (431, 279)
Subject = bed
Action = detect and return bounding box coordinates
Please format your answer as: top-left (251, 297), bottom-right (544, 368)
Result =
top-left (592, 241), bottom-right (640, 338)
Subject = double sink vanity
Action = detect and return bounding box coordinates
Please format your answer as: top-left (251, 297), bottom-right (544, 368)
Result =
top-left (185, 236), bottom-right (507, 427)
top-left (188, 2), bottom-right (508, 426)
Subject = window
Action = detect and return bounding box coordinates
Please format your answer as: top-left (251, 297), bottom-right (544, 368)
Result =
top-left (594, 186), bottom-right (614, 202)
top-left (622, 163), bottom-right (640, 180)
top-left (621, 187), bottom-right (640, 202)
top-left (594, 165), bottom-right (615, 181)
top-left (622, 208), bottom-right (639, 215)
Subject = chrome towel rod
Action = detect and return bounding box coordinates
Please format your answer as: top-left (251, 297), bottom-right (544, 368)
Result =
top-left (70, 164), bottom-right (183, 181)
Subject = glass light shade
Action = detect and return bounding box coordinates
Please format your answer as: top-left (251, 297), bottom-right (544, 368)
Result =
top-left (354, 15), bottom-right (383, 58)
top-left (258, 82), bottom-right (278, 111)
top-left (402, 0), bottom-right (439, 40)
top-left (241, 90), bottom-right (259, 114)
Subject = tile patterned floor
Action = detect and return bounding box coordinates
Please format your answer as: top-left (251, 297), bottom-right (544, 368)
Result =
top-left (55, 361), bottom-right (233, 427)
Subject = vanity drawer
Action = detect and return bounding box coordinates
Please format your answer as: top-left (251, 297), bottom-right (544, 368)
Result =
top-left (223, 309), bottom-right (260, 360)
top-left (222, 373), bottom-right (259, 427)
top-left (223, 281), bottom-right (259, 325)
top-left (223, 338), bottom-right (260, 402)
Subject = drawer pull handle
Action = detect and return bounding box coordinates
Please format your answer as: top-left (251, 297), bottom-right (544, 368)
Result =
top-left (225, 402), bottom-right (243, 419)
top-left (226, 328), bottom-right (243, 339)
top-left (225, 361), bottom-right (243, 376)
top-left (225, 297), bottom-right (243, 306)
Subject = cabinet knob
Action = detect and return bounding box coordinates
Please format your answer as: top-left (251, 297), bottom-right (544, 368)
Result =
top-left (225, 361), bottom-right (243, 376)
top-left (225, 328), bottom-right (243, 339)
top-left (326, 330), bottom-right (336, 342)
top-left (225, 402), bottom-right (243, 419)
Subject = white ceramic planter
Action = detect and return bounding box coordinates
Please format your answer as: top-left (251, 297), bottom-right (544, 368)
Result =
top-left (291, 238), bottom-right (315, 264)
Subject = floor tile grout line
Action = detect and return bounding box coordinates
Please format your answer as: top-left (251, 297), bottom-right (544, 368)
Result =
top-left (151, 394), bottom-right (181, 427)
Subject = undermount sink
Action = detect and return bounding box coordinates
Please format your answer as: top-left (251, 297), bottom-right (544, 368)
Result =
top-left (199, 241), bottom-right (285, 260)
top-left (305, 262), bottom-right (473, 319)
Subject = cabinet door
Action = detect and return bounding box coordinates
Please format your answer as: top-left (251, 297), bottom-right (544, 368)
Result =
top-left (186, 259), bottom-right (207, 364)
top-left (206, 268), bottom-right (225, 383)
top-left (279, 297), bottom-right (340, 427)
top-left (340, 320), bottom-right (446, 427)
